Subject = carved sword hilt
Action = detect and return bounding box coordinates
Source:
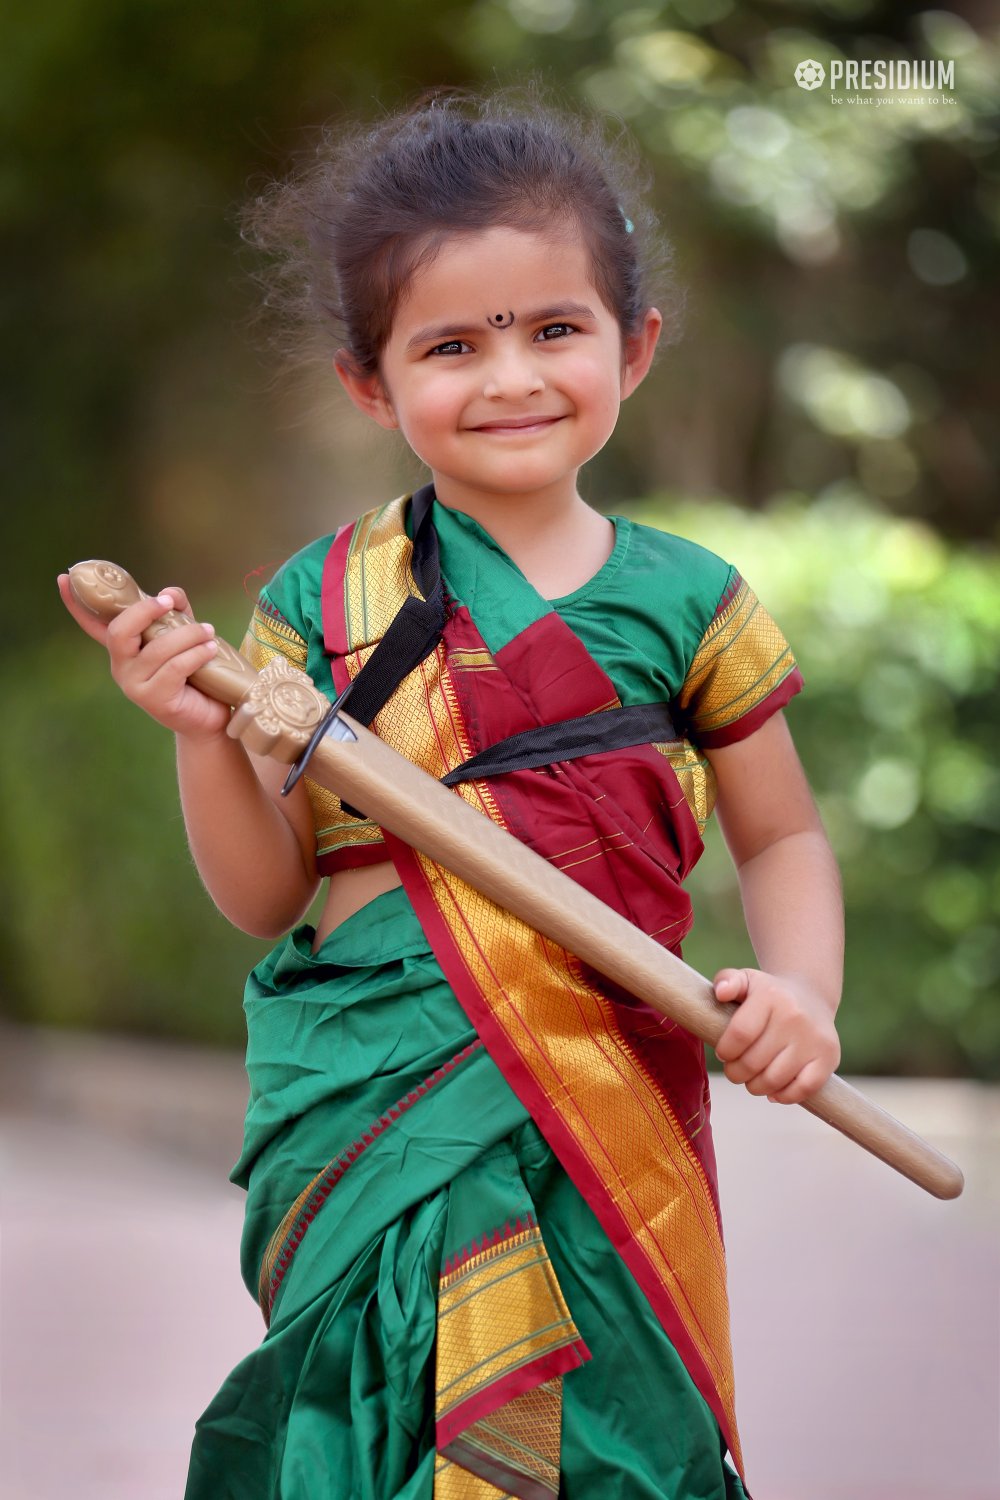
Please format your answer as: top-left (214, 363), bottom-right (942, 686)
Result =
top-left (67, 559), bottom-right (329, 761)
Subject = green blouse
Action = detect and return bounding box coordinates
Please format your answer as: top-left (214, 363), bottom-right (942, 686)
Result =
top-left (241, 496), bottom-right (801, 868)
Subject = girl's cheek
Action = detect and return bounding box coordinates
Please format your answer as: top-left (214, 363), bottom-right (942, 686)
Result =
top-left (421, 391), bottom-right (463, 426)
top-left (418, 371), bottom-right (467, 411)
top-left (574, 367), bottom-right (617, 408)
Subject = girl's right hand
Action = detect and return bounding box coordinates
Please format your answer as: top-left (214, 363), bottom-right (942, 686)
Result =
top-left (57, 575), bottom-right (232, 741)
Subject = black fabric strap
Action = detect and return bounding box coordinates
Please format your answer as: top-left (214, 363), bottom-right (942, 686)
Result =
top-left (338, 483), bottom-right (446, 729)
top-left (441, 701), bottom-right (678, 786)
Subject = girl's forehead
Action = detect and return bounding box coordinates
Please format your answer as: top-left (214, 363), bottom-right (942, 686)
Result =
top-left (398, 225), bottom-right (599, 317)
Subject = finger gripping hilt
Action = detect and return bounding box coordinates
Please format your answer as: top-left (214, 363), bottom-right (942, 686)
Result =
top-left (68, 559), bottom-right (200, 644)
top-left (67, 558), bottom-right (328, 762)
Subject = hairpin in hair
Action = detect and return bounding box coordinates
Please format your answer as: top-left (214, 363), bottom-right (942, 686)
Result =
top-left (619, 205), bottom-right (634, 234)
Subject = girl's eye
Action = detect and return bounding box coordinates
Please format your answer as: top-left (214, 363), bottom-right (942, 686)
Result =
top-left (429, 340), bottom-right (471, 357)
top-left (537, 323), bottom-right (575, 341)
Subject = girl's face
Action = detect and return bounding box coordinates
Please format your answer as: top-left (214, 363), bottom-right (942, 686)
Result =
top-left (335, 225), bottom-right (661, 515)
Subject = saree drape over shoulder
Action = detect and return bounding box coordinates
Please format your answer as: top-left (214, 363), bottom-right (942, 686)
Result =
top-left (186, 489), bottom-right (802, 1500)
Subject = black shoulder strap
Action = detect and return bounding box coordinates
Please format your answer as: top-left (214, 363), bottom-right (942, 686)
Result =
top-left (441, 702), bottom-right (677, 786)
top-left (335, 483), bottom-right (446, 728)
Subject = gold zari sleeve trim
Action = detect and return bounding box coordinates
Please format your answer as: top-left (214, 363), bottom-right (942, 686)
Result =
top-left (241, 604), bottom-right (308, 673)
top-left (679, 578), bottom-right (796, 738)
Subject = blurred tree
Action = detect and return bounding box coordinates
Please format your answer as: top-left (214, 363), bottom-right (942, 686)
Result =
top-left (3, 0), bottom-right (473, 629)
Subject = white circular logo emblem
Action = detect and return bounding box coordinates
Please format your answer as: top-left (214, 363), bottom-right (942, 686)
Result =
top-left (795, 59), bottom-right (826, 90)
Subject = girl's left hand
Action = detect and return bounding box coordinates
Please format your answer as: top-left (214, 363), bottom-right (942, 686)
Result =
top-left (712, 968), bottom-right (841, 1105)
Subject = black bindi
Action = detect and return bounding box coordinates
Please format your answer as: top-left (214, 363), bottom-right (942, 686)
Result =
top-left (489, 310), bottom-right (515, 328)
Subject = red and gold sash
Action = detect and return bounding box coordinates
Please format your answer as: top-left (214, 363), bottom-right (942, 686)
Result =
top-left (321, 497), bottom-right (745, 1493)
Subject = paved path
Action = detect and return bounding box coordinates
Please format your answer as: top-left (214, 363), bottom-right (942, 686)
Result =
top-left (1, 1029), bottom-right (997, 1499)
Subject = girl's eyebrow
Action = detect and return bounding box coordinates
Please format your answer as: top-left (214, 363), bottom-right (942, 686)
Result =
top-left (404, 301), bottom-right (597, 353)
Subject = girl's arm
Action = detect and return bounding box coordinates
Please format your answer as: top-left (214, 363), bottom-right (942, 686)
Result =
top-left (706, 711), bottom-right (843, 1104)
top-left (58, 577), bottom-right (320, 938)
top-left (175, 732), bottom-right (320, 939)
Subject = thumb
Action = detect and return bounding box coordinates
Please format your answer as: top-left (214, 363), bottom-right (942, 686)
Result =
top-left (713, 968), bottom-right (750, 1004)
top-left (58, 573), bottom-right (110, 647)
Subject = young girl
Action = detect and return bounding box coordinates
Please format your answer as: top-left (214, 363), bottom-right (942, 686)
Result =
top-left (59, 88), bottom-right (842, 1500)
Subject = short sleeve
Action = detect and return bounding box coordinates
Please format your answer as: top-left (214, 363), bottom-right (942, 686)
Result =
top-left (240, 585), bottom-right (309, 675)
top-left (677, 570), bottom-right (804, 748)
top-left (237, 537), bottom-right (390, 874)
top-left (238, 534), bottom-right (334, 678)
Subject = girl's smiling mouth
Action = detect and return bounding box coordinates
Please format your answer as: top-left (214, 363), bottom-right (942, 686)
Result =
top-left (472, 415), bottom-right (564, 433)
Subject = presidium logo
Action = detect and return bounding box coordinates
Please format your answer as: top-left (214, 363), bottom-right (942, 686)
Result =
top-left (795, 59), bottom-right (825, 90)
top-left (795, 56), bottom-right (956, 98)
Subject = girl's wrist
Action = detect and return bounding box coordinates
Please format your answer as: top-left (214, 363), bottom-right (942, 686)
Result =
top-left (771, 969), bottom-right (842, 1017)
top-left (174, 722), bottom-right (240, 751)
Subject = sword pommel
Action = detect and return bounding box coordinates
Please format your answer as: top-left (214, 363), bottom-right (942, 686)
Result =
top-left (68, 560), bottom-right (144, 620)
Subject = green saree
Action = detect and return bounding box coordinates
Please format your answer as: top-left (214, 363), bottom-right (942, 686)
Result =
top-left (185, 886), bottom-right (745, 1499)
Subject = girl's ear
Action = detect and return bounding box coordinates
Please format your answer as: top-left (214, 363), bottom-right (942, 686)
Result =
top-left (620, 308), bottom-right (663, 400)
top-left (333, 350), bottom-right (399, 430)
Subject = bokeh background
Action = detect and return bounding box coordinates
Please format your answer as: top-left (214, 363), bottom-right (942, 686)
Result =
top-left (4, 0), bottom-right (997, 1076)
top-left (3, 5), bottom-right (999, 1499)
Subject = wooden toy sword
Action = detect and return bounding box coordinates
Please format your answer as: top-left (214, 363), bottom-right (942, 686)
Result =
top-left (68, 559), bottom-right (965, 1201)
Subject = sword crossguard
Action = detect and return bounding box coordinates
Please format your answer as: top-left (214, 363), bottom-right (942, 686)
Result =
top-left (226, 657), bottom-right (328, 761)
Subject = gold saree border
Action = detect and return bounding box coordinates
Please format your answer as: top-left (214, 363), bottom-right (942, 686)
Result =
top-left (410, 838), bottom-right (742, 1477)
top-left (242, 600), bottom-right (309, 672)
top-left (344, 497), bottom-right (420, 649)
top-left (437, 1220), bottom-right (586, 1424)
top-left (435, 1378), bottom-right (563, 1500)
top-left (435, 1221), bottom-right (585, 1500)
top-left (328, 497), bottom-right (746, 1483)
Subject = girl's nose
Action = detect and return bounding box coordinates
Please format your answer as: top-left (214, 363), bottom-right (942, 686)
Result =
top-left (482, 343), bottom-right (545, 400)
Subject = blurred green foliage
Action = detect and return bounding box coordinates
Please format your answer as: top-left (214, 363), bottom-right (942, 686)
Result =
top-left (648, 487), bottom-right (1000, 1078)
top-left (0, 591), bottom-right (267, 1044)
top-left (3, 491), bottom-right (997, 1077)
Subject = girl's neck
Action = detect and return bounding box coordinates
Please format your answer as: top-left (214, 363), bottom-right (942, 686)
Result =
top-left (430, 473), bottom-right (589, 551)
top-left (429, 474), bottom-right (615, 601)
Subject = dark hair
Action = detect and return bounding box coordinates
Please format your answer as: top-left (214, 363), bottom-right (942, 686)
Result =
top-left (243, 82), bottom-right (682, 379)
